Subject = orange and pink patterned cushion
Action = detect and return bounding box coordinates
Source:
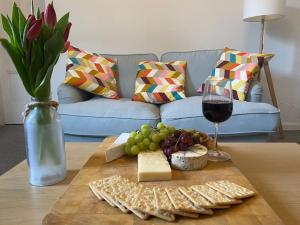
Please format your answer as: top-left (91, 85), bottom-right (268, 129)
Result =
top-left (133, 61), bottom-right (187, 104)
top-left (198, 48), bottom-right (273, 101)
top-left (64, 46), bottom-right (119, 99)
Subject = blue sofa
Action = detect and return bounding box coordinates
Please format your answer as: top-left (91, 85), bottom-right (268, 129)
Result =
top-left (57, 49), bottom-right (280, 142)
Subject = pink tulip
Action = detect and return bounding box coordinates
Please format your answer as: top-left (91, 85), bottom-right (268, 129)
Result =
top-left (62, 41), bottom-right (70, 53)
top-left (26, 19), bottom-right (42, 40)
top-left (27, 14), bottom-right (36, 27)
top-left (64, 22), bottom-right (72, 42)
top-left (45, 3), bottom-right (57, 28)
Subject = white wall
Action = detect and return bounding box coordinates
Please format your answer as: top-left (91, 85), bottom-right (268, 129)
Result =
top-left (40, 1), bottom-right (300, 129)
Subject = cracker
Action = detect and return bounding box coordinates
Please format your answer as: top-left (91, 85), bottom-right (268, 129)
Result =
top-left (206, 180), bottom-right (256, 199)
top-left (178, 187), bottom-right (230, 209)
top-left (165, 187), bottom-right (213, 215)
top-left (191, 185), bottom-right (242, 205)
top-left (114, 182), bottom-right (149, 220)
top-left (89, 175), bottom-right (122, 201)
top-left (99, 178), bottom-right (132, 213)
top-left (133, 187), bottom-right (175, 222)
top-left (154, 187), bottom-right (199, 218)
top-left (89, 181), bottom-right (104, 200)
top-left (89, 182), bottom-right (116, 207)
top-left (90, 175), bottom-right (126, 207)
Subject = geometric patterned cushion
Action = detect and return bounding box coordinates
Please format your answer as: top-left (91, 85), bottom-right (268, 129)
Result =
top-left (222, 47), bottom-right (273, 68)
top-left (64, 46), bottom-right (119, 99)
top-left (213, 60), bottom-right (260, 100)
top-left (197, 48), bottom-right (273, 101)
top-left (132, 61), bottom-right (187, 104)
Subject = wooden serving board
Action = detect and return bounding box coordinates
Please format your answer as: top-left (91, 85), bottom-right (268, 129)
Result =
top-left (42, 137), bottom-right (283, 225)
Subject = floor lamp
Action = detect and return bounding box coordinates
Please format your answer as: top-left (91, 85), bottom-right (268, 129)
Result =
top-left (243, 0), bottom-right (286, 138)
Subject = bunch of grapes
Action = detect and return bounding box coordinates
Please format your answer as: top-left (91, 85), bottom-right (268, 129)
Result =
top-left (124, 122), bottom-right (176, 156)
top-left (160, 130), bottom-right (205, 161)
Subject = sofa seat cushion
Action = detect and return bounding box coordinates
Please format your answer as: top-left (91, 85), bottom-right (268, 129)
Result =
top-left (59, 97), bottom-right (160, 136)
top-left (160, 96), bottom-right (279, 134)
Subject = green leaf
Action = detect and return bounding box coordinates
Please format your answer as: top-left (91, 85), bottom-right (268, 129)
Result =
top-left (18, 7), bottom-right (26, 46)
top-left (29, 40), bottom-right (43, 87)
top-left (0, 38), bottom-right (33, 95)
top-left (1, 14), bottom-right (14, 42)
top-left (22, 18), bottom-right (31, 47)
top-left (37, 8), bottom-right (41, 19)
top-left (12, 2), bottom-right (19, 28)
top-left (34, 28), bottom-right (64, 89)
top-left (34, 59), bottom-right (57, 100)
top-left (44, 30), bottom-right (64, 65)
top-left (31, 0), bottom-right (35, 15)
top-left (54, 13), bottom-right (69, 33)
top-left (40, 24), bottom-right (53, 43)
top-left (6, 16), bottom-right (16, 43)
top-left (11, 3), bottom-right (23, 51)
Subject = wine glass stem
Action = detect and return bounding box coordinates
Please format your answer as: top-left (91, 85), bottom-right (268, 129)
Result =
top-left (214, 123), bottom-right (219, 150)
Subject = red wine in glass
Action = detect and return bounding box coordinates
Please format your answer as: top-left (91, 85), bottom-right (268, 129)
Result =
top-left (202, 100), bottom-right (233, 123)
top-left (202, 78), bottom-right (233, 162)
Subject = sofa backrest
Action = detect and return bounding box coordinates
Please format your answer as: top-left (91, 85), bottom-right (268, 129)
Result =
top-left (102, 53), bottom-right (158, 98)
top-left (161, 49), bottom-right (223, 97)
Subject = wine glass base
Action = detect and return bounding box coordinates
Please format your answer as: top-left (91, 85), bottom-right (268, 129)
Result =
top-left (208, 150), bottom-right (231, 162)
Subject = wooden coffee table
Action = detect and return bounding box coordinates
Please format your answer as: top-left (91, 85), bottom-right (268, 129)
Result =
top-left (0, 138), bottom-right (300, 225)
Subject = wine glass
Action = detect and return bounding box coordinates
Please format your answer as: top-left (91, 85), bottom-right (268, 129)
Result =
top-left (202, 78), bottom-right (233, 161)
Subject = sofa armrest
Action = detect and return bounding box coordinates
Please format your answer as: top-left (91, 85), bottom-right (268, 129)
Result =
top-left (57, 83), bottom-right (92, 104)
top-left (246, 80), bottom-right (263, 102)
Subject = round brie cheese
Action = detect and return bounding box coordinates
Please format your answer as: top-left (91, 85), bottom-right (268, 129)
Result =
top-left (171, 144), bottom-right (208, 171)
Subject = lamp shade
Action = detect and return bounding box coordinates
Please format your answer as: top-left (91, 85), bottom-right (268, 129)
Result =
top-left (243, 0), bottom-right (286, 22)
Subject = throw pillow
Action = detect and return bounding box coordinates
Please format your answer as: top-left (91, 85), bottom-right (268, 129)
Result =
top-left (198, 48), bottom-right (273, 101)
top-left (132, 61), bottom-right (187, 104)
top-left (222, 47), bottom-right (273, 68)
top-left (64, 46), bottom-right (119, 99)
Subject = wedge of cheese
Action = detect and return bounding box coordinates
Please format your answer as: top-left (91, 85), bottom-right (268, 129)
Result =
top-left (105, 133), bottom-right (130, 162)
top-left (138, 151), bottom-right (172, 182)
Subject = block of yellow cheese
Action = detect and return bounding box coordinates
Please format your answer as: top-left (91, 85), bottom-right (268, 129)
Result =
top-left (138, 151), bottom-right (172, 182)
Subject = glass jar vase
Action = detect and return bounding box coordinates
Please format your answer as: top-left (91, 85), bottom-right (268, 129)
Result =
top-left (24, 99), bottom-right (66, 186)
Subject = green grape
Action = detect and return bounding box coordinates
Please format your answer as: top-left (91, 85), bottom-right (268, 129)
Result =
top-left (149, 142), bottom-right (158, 151)
top-left (151, 133), bottom-right (161, 143)
top-left (167, 126), bottom-right (176, 134)
top-left (130, 131), bottom-right (137, 138)
top-left (127, 137), bottom-right (135, 145)
top-left (161, 128), bottom-right (169, 135)
top-left (159, 132), bottom-right (167, 140)
top-left (143, 138), bottom-right (151, 146)
top-left (141, 124), bottom-right (150, 130)
top-left (135, 133), bottom-right (143, 143)
top-left (141, 128), bottom-right (151, 137)
top-left (138, 142), bottom-right (146, 151)
top-left (157, 122), bottom-right (165, 130)
top-left (131, 145), bottom-right (140, 155)
top-left (124, 143), bottom-right (132, 155)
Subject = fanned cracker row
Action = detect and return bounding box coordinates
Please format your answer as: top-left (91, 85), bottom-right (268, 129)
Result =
top-left (133, 187), bottom-right (176, 222)
top-left (90, 175), bottom-right (256, 222)
top-left (178, 187), bottom-right (230, 209)
top-left (166, 187), bottom-right (213, 215)
top-left (154, 187), bottom-right (199, 218)
top-left (206, 180), bottom-right (256, 199)
top-left (191, 185), bottom-right (243, 205)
